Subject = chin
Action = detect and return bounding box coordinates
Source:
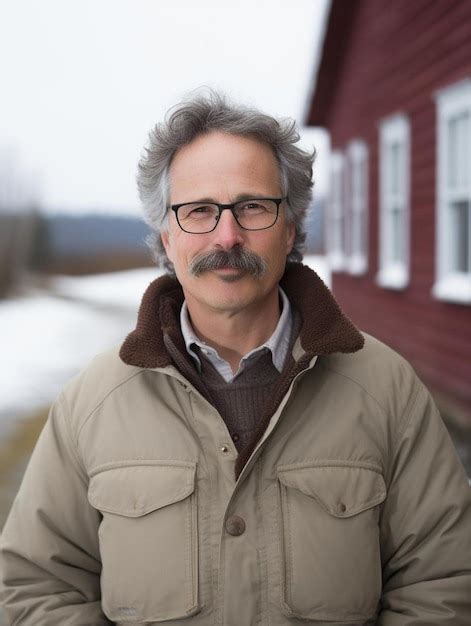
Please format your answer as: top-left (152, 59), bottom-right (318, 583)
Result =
top-left (205, 289), bottom-right (255, 313)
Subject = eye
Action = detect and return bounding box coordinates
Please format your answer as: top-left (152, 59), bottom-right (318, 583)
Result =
top-left (179, 203), bottom-right (218, 221)
top-left (239, 201), bottom-right (267, 213)
top-left (191, 205), bottom-right (212, 214)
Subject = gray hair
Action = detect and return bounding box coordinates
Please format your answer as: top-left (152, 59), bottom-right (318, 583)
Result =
top-left (137, 89), bottom-right (315, 272)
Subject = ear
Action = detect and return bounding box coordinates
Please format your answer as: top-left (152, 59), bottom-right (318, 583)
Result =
top-left (285, 221), bottom-right (295, 256)
top-left (160, 230), bottom-right (173, 263)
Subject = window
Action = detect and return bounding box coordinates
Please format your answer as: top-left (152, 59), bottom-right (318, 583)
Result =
top-left (346, 140), bottom-right (369, 274)
top-left (377, 114), bottom-right (410, 289)
top-left (433, 79), bottom-right (471, 304)
top-left (327, 151), bottom-right (346, 271)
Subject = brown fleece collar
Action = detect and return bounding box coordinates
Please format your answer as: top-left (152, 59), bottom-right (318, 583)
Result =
top-left (119, 263), bottom-right (364, 369)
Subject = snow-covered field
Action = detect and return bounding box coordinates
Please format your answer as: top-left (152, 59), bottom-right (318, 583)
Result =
top-left (0, 257), bottom-right (330, 433)
top-left (0, 268), bottom-right (159, 434)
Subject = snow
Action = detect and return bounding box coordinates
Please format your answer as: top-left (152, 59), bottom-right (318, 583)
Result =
top-left (49, 267), bottom-right (163, 310)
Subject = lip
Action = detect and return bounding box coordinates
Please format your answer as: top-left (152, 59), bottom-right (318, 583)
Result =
top-left (213, 266), bottom-right (243, 273)
top-left (211, 267), bottom-right (246, 281)
top-left (212, 267), bottom-right (246, 282)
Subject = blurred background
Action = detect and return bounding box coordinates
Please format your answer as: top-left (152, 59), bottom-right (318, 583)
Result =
top-left (1, 1), bottom-right (471, 613)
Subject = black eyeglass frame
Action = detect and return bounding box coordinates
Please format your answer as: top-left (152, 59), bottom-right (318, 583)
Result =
top-left (169, 196), bottom-right (289, 234)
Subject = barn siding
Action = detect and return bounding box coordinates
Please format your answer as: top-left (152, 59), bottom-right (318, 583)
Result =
top-left (314, 0), bottom-right (471, 416)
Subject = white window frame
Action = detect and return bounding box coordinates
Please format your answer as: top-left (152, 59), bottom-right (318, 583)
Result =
top-left (433, 79), bottom-right (471, 304)
top-left (377, 114), bottom-right (410, 290)
top-left (346, 139), bottom-right (369, 275)
top-left (327, 151), bottom-right (346, 271)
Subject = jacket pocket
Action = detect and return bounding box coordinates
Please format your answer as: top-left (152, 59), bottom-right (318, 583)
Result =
top-left (277, 462), bottom-right (386, 622)
top-left (88, 460), bottom-right (199, 623)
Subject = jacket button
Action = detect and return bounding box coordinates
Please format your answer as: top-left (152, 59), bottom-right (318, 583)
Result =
top-left (231, 433), bottom-right (240, 443)
top-left (221, 445), bottom-right (230, 454)
top-left (338, 502), bottom-right (347, 513)
top-left (225, 515), bottom-right (246, 536)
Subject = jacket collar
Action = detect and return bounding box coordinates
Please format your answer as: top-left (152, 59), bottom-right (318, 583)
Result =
top-left (119, 262), bottom-right (364, 369)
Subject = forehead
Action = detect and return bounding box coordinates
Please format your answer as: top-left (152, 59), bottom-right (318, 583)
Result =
top-left (168, 131), bottom-right (281, 202)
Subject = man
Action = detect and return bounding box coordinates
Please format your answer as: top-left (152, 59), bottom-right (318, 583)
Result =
top-left (1, 91), bottom-right (471, 625)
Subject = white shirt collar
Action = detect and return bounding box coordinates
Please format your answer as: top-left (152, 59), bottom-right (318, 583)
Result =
top-left (180, 287), bottom-right (293, 383)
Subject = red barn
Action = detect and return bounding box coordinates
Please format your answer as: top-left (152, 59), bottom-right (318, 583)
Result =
top-left (306, 0), bottom-right (471, 436)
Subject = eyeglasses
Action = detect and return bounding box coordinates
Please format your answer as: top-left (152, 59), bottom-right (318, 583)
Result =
top-left (170, 197), bottom-right (288, 234)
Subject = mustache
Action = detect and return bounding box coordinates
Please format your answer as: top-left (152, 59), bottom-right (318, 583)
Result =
top-left (188, 247), bottom-right (268, 278)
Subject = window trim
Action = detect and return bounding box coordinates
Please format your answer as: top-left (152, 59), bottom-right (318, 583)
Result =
top-left (376, 114), bottom-right (410, 290)
top-left (433, 79), bottom-right (471, 305)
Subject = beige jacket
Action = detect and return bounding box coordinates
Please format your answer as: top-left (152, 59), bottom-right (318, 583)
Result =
top-left (1, 264), bottom-right (471, 625)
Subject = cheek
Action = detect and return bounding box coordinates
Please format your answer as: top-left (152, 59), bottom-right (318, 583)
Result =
top-left (163, 231), bottom-right (191, 266)
top-left (173, 239), bottom-right (202, 273)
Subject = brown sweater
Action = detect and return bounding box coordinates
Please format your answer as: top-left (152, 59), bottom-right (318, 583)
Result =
top-left (164, 311), bottom-right (302, 454)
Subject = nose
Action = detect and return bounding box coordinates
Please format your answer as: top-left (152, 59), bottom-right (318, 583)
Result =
top-left (213, 208), bottom-right (245, 250)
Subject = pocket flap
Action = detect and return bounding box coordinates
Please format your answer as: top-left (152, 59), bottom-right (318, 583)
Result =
top-left (88, 461), bottom-right (196, 517)
top-left (278, 463), bottom-right (386, 517)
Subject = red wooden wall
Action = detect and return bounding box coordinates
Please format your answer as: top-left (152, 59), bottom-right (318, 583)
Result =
top-left (310, 0), bottom-right (471, 415)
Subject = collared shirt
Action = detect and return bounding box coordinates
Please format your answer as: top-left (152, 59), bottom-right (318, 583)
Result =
top-left (180, 287), bottom-right (293, 383)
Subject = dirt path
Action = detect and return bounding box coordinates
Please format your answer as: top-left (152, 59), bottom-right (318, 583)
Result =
top-left (0, 408), bottom-right (49, 532)
top-left (0, 408), bottom-right (49, 624)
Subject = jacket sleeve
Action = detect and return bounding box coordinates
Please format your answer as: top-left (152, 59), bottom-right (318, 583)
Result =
top-left (0, 393), bottom-right (112, 625)
top-left (377, 375), bottom-right (471, 625)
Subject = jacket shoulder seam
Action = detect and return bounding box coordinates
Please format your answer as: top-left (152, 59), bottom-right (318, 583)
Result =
top-left (391, 374), bottom-right (423, 457)
top-left (58, 392), bottom-right (89, 484)
top-left (317, 361), bottom-right (391, 421)
top-left (75, 368), bottom-right (146, 441)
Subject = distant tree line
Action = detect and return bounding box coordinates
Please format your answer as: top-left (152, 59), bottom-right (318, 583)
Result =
top-left (0, 197), bottom-right (325, 295)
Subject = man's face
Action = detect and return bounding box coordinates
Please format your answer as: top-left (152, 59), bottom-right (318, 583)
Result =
top-left (161, 131), bottom-right (295, 317)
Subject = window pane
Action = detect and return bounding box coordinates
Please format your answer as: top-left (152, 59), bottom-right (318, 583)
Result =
top-left (352, 159), bottom-right (361, 199)
top-left (333, 216), bottom-right (343, 253)
top-left (352, 211), bottom-right (365, 256)
top-left (352, 156), bottom-right (367, 211)
top-left (448, 116), bottom-right (457, 188)
top-left (358, 158), bottom-right (368, 200)
top-left (388, 142), bottom-right (402, 195)
top-left (331, 168), bottom-right (343, 217)
top-left (349, 145), bottom-right (368, 262)
top-left (447, 112), bottom-right (469, 189)
top-left (450, 200), bottom-right (470, 272)
top-left (360, 209), bottom-right (366, 258)
top-left (352, 211), bottom-right (358, 256)
top-left (391, 207), bottom-right (404, 263)
top-left (343, 211), bottom-right (350, 258)
top-left (331, 171), bottom-right (338, 205)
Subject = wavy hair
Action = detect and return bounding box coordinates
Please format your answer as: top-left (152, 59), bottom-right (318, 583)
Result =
top-left (137, 89), bottom-right (315, 272)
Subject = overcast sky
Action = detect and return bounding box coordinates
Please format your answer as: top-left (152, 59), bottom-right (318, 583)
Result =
top-left (0, 0), bottom-right (330, 215)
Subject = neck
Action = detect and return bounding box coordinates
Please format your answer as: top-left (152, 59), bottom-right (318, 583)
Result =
top-left (186, 291), bottom-right (281, 373)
